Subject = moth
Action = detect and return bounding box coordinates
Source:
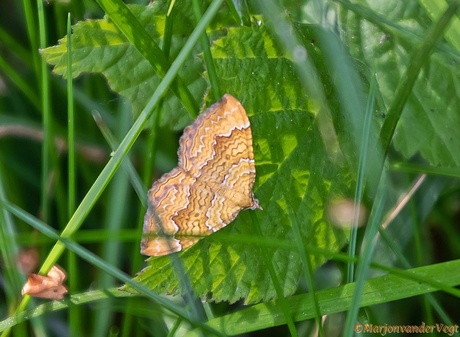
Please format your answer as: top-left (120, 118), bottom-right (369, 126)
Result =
top-left (142, 94), bottom-right (262, 256)
top-left (21, 265), bottom-right (68, 300)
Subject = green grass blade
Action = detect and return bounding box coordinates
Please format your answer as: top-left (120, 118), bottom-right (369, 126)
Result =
top-left (37, 0), bottom-right (52, 224)
top-left (343, 182), bottom-right (387, 336)
top-left (0, 169), bottom-right (25, 304)
top-left (21, 0), bottom-right (40, 81)
top-left (251, 212), bottom-right (298, 337)
top-left (288, 205), bottom-right (323, 336)
top-left (67, 13), bottom-right (76, 224)
top-left (347, 76), bottom-right (377, 283)
top-left (391, 163), bottom-right (460, 177)
top-left (92, 104), bottom-right (132, 337)
top-left (192, 0), bottom-right (221, 100)
top-left (66, 13), bottom-right (83, 337)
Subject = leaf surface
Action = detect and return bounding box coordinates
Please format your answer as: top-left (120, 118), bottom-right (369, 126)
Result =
top-left (339, 0), bottom-right (460, 167)
top-left (42, 3), bottom-right (206, 129)
top-left (133, 24), bottom-right (351, 304)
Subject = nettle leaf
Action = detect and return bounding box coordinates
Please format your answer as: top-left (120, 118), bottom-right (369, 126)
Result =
top-left (133, 25), bottom-right (351, 304)
top-left (41, 2), bottom-right (207, 129)
top-left (43, 0), bottom-right (353, 303)
top-left (340, 0), bottom-right (460, 167)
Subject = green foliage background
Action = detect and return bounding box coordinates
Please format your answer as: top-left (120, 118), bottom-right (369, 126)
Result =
top-left (0, 0), bottom-right (459, 336)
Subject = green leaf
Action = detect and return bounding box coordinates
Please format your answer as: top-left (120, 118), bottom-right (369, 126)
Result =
top-left (41, 3), bottom-right (207, 129)
top-left (131, 24), bottom-right (351, 304)
top-left (338, 0), bottom-right (460, 167)
top-left (41, 1), bottom-right (353, 304)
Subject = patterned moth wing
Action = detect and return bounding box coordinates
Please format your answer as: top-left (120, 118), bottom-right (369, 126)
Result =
top-left (141, 94), bottom-right (261, 256)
